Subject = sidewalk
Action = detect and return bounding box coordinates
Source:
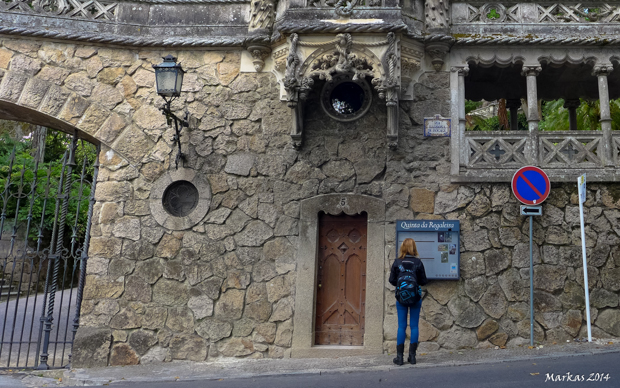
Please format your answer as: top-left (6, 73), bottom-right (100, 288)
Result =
top-left (3, 338), bottom-right (619, 387)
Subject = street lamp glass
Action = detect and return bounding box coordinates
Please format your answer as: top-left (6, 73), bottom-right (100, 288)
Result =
top-left (153, 55), bottom-right (185, 97)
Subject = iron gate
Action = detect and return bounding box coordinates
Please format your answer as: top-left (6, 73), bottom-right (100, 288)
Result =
top-left (0, 130), bottom-right (98, 369)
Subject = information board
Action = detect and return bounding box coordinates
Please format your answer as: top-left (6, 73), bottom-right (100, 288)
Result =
top-left (396, 220), bottom-right (460, 280)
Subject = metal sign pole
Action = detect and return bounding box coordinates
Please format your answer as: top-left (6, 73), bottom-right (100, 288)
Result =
top-left (512, 166), bottom-right (550, 348)
top-left (578, 174), bottom-right (592, 342)
top-left (529, 215), bottom-right (534, 346)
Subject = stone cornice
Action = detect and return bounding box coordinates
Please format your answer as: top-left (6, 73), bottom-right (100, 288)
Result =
top-left (453, 35), bottom-right (620, 45)
top-left (274, 20), bottom-right (409, 35)
top-left (0, 26), bottom-right (256, 47)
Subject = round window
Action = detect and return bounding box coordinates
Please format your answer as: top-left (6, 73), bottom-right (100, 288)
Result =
top-left (321, 75), bottom-right (372, 122)
top-left (162, 180), bottom-right (199, 217)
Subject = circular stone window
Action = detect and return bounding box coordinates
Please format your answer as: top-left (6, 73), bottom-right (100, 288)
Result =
top-left (162, 180), bottom-right (199, 217)
top-left (150, 168), bottom-right (211, 230)
top-left (321, 74), bottom-right (372, 122)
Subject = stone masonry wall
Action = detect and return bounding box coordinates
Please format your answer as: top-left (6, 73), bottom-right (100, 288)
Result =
top-left (1, 37), bottom-right (619, 367)
top-left (384, 183), bottom-right (620, 354)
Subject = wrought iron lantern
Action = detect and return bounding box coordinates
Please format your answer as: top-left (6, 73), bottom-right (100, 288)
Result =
top-left (153, 54), bottom-right (185, 98)
top-left (153, 55), bottom-right (190, 169)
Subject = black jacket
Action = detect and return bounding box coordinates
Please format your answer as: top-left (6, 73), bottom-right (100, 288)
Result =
top-left (389, 255), bottom-right (428, 288)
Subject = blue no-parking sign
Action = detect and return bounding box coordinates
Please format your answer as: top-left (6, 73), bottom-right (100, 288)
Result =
top-left (511, 166), bottom-right (550, 205)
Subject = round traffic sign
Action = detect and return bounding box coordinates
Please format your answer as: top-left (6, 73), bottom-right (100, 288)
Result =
top-left (512, 166), bottom-right (550, 205)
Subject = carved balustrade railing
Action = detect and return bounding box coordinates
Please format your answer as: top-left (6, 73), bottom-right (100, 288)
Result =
top-left (0, 0), bottom-right (117, 20)
top-left (613, 133), bottom-right (620, 165)
top-left (539, 131), bottom-right (604, 168)
top-left (464, 130), bottom-right (620, 169)
top-left (452, 2), bottom-right (620, 25)
top-left (465, 131), bottom-right (529, 169)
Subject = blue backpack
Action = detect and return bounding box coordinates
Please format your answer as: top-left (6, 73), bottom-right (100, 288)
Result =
top-left (396, 261), bottom-right (421, 306)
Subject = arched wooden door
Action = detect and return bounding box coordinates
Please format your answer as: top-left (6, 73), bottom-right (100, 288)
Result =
top-left (315, 213), bottom-right (367, 346)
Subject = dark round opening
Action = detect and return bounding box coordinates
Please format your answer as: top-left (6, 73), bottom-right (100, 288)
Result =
top-left (162, 180), bottom-right (199, 217)
top-left (330, 82), bottom-right (365, 114)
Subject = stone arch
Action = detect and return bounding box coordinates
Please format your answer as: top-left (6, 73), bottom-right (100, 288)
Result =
top-left (0, 68), bottom-right (159, 167)
top-left (292, 193), bottom-right (385, 357)
top-left (464, 53), bottom-right (525, 68)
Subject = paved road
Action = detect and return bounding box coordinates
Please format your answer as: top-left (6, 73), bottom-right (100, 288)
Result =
top-left (104, 352), bottom-right (620, 388)
top-left (0, 288), bottom-right (76, 368)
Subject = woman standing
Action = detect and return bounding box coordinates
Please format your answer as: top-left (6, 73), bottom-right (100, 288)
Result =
top-left (389, 238), bottom-right (428, 366)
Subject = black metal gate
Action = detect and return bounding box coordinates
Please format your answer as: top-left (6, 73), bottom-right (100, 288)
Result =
top-left (0, 130), bottom-right (98, 369)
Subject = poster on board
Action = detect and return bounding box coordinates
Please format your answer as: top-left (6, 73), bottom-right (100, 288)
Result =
top-left (396, 220), bottom-right (460, 280)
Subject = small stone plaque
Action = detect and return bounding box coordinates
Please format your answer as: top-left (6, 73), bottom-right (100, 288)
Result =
top-left (424, 115), bottom-right (451, 137)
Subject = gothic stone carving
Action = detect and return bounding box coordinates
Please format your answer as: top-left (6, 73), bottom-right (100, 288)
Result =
top-left (401, 45), bottom-right (423, 100)
top-left (0, 0), bottom-right (117, 20)
top-left (539, 3), bottom-right (620, 23)
top-left (307, 0), bottom-right (382, 18)
top-left (426, 42), bottom-right (450, 72)
top-left (249, 0), bottom-right (277, 32)
top-left (283, 33), bottom-right (402, 149)
top-left (247, 45), bottom-right (271, 72)
top-left (425, 0), bottom-right (450, 29)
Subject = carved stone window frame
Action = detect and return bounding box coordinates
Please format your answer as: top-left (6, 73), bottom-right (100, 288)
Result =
top-left (292, 194), bottom-right (385, 357)
top-left (320, 74), bottom-right (373, 122)
top-left (149, 168), bottom-right (212, 231)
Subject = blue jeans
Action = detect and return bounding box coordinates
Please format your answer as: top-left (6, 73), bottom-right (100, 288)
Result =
top-left (396, 299), bottom-right (422, 345)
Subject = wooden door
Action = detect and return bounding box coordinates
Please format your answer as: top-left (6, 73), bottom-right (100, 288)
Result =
top-left (315, 213), bottom-right (367, 346)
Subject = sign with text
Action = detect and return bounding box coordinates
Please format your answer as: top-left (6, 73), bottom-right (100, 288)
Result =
top-left (424, 115), bottom-right (451, 137)
top-left (578, 174), bottom-right (586, 204)
top-left (396, 220), bottom-right (460, 280)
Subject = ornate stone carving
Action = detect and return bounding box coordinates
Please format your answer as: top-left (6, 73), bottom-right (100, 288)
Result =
top-left (521, 66), bottom-right (542, 77)
top-left (375, 32), bottom-right (400, 149)
top-left (247, 45), bottom-right (271, 72)
top-left (0, 0), bottom-right (117, 20)
top-left (249, 0), bottom-right (277, 31)
top-left (307, 0), bottom-right (381, 18)
top-left (451, 66), bottom-right (469, 76)
top-left (425, 0), bottom-right (450, 29)
top-left (282, 32), bottom-right (402, 150)
top-left (538, 3), bottom-right (620, 23)
top-left (306, 34), bottom-right (377, 83)
top-left (464, 3), bottom-right (521, 23)
top-left (284, 34), bottom-right (302, 107)
top-left (401, 58), bottom-right (421, 79)
top-left (593, 64), bottom-right (614, 76)
top-left (283, 34), bottom-right (314, 149)
top-left (426, 42), bottom-right (449, 72)
top-left (272, 48), bottom-right (288, 73)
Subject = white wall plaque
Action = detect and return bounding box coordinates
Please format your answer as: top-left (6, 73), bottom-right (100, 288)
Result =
top-left (424, 115), bottom-right (451, 137)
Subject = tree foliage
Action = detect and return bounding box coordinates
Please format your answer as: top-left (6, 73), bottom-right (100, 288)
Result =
top-left (467, 98), bottom-right (620, 131)
top-left (0, 128), bottom-right (96, 245)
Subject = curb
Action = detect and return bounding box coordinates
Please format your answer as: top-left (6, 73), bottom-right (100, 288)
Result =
top-left (53, 345), bottom-right (620, 387)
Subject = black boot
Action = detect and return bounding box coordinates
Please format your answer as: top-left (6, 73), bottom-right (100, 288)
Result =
top-left (393, 344), bottom-right (404, 366)
top-left (408, 342), bottom-right (418, 364)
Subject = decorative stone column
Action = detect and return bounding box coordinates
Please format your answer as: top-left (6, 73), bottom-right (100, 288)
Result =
top-left (506, 99), bottom-right (521, 131)
top-left (521, 65), bottom-right (541, 164)
top-left (563, 99), bottom-right (580, 131)
top-left (451, 65), bottom-right (469, 172)
top-left (593, 65), bottom-right (614, 166)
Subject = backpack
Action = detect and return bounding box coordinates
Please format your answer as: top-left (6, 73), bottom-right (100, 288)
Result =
top-left (395, 260), bottom-right (421, 306)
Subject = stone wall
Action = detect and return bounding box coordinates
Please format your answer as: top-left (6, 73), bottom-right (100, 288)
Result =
top-left (1, 36), bottom-right (619, 367)
top-left (384, 183), bottom-right (620, 353)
